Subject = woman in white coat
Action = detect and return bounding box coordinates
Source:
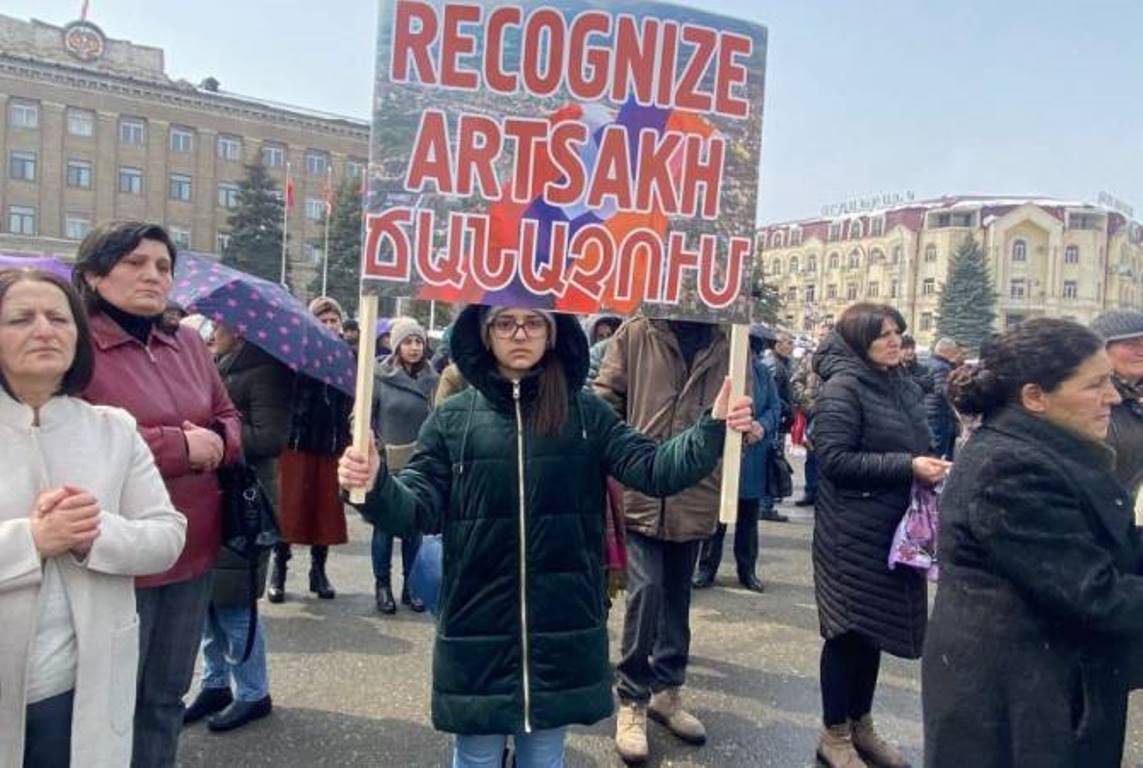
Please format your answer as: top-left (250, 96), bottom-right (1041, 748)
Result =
top-left (0, 268), bottom-right (186, 768)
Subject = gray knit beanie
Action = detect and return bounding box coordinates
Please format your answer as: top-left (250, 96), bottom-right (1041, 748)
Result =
top-left (1091, 310), bottom-right (1143, 344)
top-left (389, 316), bottom-right (426, 351)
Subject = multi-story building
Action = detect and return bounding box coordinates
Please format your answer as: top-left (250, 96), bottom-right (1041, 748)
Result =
top-left (0, 13), bottom-right (369, 290)
top-left (757, 195), bottom-right (1143, 347)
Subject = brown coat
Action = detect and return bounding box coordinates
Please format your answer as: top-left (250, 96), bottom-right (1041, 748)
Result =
top-left (594, 318), bottom-right (729, 542)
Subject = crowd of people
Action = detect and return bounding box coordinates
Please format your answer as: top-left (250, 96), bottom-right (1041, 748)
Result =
top-left (1, 219), bottom-right (1142, 768)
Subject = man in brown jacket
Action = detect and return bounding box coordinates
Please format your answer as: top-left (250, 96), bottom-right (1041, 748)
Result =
top-left (595, 317), bottom-right (729, 764)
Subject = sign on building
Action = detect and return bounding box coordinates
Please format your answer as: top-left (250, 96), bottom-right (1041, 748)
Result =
top-left (360, 0), bottom-right (768, 324)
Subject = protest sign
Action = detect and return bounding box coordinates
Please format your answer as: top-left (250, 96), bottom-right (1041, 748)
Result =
top-left (361, 0), bottom-right (767, 325)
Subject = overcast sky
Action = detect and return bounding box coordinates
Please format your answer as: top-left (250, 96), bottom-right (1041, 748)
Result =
top-left (8, 0), bottom-right (1141, 223)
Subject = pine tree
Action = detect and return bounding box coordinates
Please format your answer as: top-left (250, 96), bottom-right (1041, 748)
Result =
top-left (223, 162), bottom-right (286, 284)
top-left (936, 234), bottom-right (996, 352)
top-left (308, 179), bottom-right (363, 315)
top-left (751, 248), bottom-right (783, 325)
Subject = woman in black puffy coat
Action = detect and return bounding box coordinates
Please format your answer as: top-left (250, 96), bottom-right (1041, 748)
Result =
top-left (810, 303), bottom-right (949, 768)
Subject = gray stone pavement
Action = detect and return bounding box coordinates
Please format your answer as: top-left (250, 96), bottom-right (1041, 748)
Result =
top-left (178, 451), bottom-right (1143, 767)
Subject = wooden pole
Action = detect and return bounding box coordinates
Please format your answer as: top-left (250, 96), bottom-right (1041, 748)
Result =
top-left (719, 324), bottom-right (750, 524)
top-left (349, 294), bottom-right (380, 504)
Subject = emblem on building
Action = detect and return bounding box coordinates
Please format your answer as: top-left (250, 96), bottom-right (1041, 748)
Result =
top-left (62, 20), bottom-right (106, 63)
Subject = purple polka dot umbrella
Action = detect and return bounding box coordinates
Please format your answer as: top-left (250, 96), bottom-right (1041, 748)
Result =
top-left (172, 252), bottom-right (356, 396)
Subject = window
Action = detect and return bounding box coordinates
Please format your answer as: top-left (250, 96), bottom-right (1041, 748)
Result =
top-left (66, 159), bottom-right (92, 188)
top-left (929, 211), bottom-right (975, 228)
top-left (119, 117), bottom-right (145, 145)
top-left (9, 150), bottom-right (36, 181)
top-left (218, 135), bottom-right (242, 162)
top-left (119, 166), bottom-right (143, 194)
top-left (66, 108), bottom-right (94, 137)
top-left (1006, 313), bottom-right (1026, 329)
top-left (1010, 278), bottom-right (1026, 299)
top-left (847, 249), bottom-right (861, 268)
top-left (8, 205), bottom-right (36, 235)
top-left (849, 220), bottom-right (862, 240)
top-left (1012, 239), bottom-right (1027, 262)
top-left (8, 100), bottom-right (38, 128)
top-left (827, 284), bottom-right (838, 299)
top-left (1068, 213), bottom-right (1103, 231)
top-left (64, 215), bottom-right (91, 240)
top-left (892, 245), bottom-right (902, 265)
top-left (169, 173), bottom-right (192, 202)
top-left (805, 284), bottom-right (816, 302)
top-left (305, 198), bottom-right (325, 221)
top-left (807, 254), bottom-right (818, 272)
top-left (262, 143), bottom-right (285, 168)
top-left (170, 126), bottom-right (194, 153)
top-left (920, 312), bottom-right (933, 332)
top-left (1064, 245), bottom-right (1079, 264)
top-left (869, 248), bottom-right (885, 264)
top-left (1063, 280), bottom-right (1078, 299)
top-left (923, 278), bottom-right (936, 296)
top-left (828, 252), bottom-right (840, 269)
top-left (828, 222), bottom-right (841, 241)
top-left (846, 283), bottom-right (859, 300)
top-left (790, 227), bottom-right (803, 246)
top-left (771, 230), bottom-right (785, 248)
top-left (789, 255), bottom-right (799, 273)
top-left (786, 286), bottom-right (798, 302)
top-left (304, 150), bottom-right (329, 176)
top-left (345, 159), bottom-right (365, 179)
top-left (871, 218), bottom-right (884, 237)
top-left (770, 258), bottom-right (782, 276)
top-left (924, 244), bottom-right (938, 262)
top-left (216, 232), bottom-right (231, 254)
top-left (304, 243), bottom-right (324, 264)
top-left (803, 316), bottom-right (815, 332)
top-left (169, 227), bottom-right (191, 249)
top-left (218, 183), bottom-right (240, 209)
top-left (868, 281), bottom-right (879, 298)
top-left (890, 279), bottom-right (899, 298)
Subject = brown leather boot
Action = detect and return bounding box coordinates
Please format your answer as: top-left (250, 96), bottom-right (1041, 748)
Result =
top-left (816, 723), bottom-right (868, 768)
top-left (851, 714), bottom-right (910, 768)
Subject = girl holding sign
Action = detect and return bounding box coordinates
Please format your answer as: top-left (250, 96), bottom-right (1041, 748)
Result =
top-left (338, 304), bottom-right (753, 767)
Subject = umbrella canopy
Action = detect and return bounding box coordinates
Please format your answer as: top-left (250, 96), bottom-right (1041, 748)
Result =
top-left (749, 323), bottom-right (777, 343)
top-left (0, 253), bottom-right (73, 279)
top-left (172, 252), bottom-right (356, 396)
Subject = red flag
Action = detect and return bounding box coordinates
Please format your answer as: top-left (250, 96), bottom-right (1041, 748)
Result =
top-left (322, 170), bottom-right (333, 215)
top-left (285, 175), bottom-right (295, 210)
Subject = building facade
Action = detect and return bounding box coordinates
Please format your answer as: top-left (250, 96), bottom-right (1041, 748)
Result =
top-left (0, 13), bottom-right (369, 291)
top-left (757, 195), bottom-right (1143, 347)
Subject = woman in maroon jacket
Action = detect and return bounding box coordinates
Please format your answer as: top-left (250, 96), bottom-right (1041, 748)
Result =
top-left (74, 221), bottom-right (241, 768)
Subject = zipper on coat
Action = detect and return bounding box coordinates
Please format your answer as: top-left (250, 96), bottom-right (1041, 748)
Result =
top-left (512, 380), bottom-right (533, 733)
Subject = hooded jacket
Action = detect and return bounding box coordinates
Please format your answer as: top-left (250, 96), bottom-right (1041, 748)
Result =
top-left (355, 305), bottom-right (725, 735)
top-left (593, 318), bottom-right (731, 542)
top-left (810, 331), bottom-right (932, 658)
top-left (372, 356), bottom-right (440, 446)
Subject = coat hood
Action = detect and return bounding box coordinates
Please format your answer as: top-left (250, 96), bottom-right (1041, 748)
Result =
top-left (813, 330), bottom-right (872, 382)
top-left (583, 313), bottom-right (623, 343)
top-left (452, 305), bottom-right (589, 409)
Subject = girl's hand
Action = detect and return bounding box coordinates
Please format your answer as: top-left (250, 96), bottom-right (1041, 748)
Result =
top-left (712, 376), bottom-right (754, 434)
top-left (339, 440), bottom-right (381, 494)
top-left (912, 456), bottom-right (952, 485)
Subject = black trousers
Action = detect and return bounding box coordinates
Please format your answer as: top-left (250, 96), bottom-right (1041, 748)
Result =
top-left (24, 688), bottom-right (73, 768)
top-left (820, 632), bottom-right (882, 727)
top-left (696, 498), bottom-right (760, 581)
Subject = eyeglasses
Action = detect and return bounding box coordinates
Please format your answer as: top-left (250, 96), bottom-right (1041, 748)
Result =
top-left (490, 315), bottom-right (548, 340)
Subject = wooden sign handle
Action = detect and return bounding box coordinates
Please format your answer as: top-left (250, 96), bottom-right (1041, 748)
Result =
top-left (349, 295), bottom-right (380, 504)
top-left (718, 324), bottom-right (750, 524)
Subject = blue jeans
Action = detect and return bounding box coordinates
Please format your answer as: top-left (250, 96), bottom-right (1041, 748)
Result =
top-left (371, 527), bottom-right (422, 587)
top-left (804, 448), bottom-right (819, 496)
top-left (453, 728), bottom-right (566, 768)
top-left (201, 605), bottom-right (270, 702)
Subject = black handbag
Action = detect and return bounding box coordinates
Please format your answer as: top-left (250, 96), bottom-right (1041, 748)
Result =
top-left (215, 463), bottom-right (280, 663)
top-left (766, 449), bottom-right (794, 500)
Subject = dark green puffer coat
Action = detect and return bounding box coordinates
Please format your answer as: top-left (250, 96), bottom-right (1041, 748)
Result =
top-left (357, 305), bottom-right (726, 736)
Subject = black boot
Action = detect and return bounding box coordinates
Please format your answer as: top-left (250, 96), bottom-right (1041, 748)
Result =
top-left (267, 543), bottom-right (290, 604)
top-left (184, 687), bottom-right (232, 724)
top-left (402, 584), bottom-right (426, 613)
top-left (376, 582), bottom-right (397, 614)
top-left (738, 573), bottom-right (766, 593)
top-left (309, 546), bottom-right (336, 599)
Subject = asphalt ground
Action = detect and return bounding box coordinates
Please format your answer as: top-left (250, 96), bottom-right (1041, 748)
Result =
top-left (178, 453), bottom-right (1143, 767)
